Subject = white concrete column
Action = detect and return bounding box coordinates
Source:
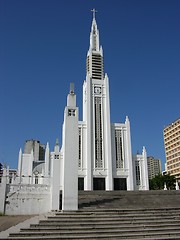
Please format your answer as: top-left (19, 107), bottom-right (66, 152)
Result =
top-left (142, 147), bottom-right (149, 190)
top-left (62, 85), bottom-right (79, 211)
top-left (104, 74), bottom-right (113, 190)
top-left (29, 149), bottom-right (34, 184)
top-left (125, 116), bottom-right (134, 190)
top-left (50, 153), bottom-right (61, 211)
top-left (45, 142), bottom-right (50, 177)
top-left (85, 76), bottom-right (93, 190)
top-left (17, 148), bottom-right (22, 178)
top-left (176, 180), bottom-right (179, 190)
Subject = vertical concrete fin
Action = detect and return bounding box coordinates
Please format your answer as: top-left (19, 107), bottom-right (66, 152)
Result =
top-left (45, 142), bottom-right (50, 176)
top-left (18, 148), bottom-right (22, 177)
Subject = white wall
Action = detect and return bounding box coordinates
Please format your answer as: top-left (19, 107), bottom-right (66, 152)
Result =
top-left (0, 179), bottom-right (6, 214)
top-left (5, 184), bottom-right (51, 215)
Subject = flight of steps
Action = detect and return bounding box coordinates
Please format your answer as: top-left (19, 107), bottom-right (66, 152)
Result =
top-left (7, 191), bottom-right (180, 239)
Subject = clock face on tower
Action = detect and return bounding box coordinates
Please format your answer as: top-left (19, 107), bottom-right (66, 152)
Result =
top-left (94, 86), bottom-right (102, 94)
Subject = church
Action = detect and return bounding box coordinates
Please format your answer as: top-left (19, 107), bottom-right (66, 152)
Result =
top-left (0, 11), bottom-right (149, 215)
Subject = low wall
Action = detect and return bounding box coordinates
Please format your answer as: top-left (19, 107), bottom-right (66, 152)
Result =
top-left (5, 184), bottom-right (51, 215)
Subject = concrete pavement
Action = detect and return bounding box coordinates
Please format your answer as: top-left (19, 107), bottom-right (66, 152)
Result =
top-left (0, 214), bottom-right (47, 239)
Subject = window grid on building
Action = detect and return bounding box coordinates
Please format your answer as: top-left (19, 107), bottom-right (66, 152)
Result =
top-left (147, 157), bottom-right (161, 180)
top-left (164, 118), bottom-right (180, 178)
top-left (115, 130), bottom-right (124, 169)
top-left (94, 97), bottom-right (103, 168)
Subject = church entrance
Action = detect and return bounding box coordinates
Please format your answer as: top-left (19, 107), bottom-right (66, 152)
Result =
top-left (114, 178), bottom-right (127, 190)
top-left (78, 178), bottom-right (84, 190)
top-left (93, 178), bottom-right (105, 190)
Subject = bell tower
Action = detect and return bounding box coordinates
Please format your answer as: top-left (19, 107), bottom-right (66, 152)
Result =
top-left (83, 10), bottom-right (113, 190)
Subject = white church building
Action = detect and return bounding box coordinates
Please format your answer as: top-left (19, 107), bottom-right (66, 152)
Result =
top-left (0, 12), bottom-right (149, 215)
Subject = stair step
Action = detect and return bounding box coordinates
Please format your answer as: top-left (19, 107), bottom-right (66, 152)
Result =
top-left (48, 213), bottom-right (180, 220)
top-left (54, 210), bottom-right (180, 215)
top-left (8, 231), bottom-right (180, 239)
top-left (58, 208), bottom-right (180, 213)
top-left (29, 220), bottom-right (180, 227)
top-left (26, 222), bottom-right (180, 231)
top-left (32, 219), bottom-right (180, 227)
top-left (37, 216), bottom-right (180, 224)
top-left (20, 223), bottom-right (180, 232)
top-left (9, 226), bottom-right (180, 235)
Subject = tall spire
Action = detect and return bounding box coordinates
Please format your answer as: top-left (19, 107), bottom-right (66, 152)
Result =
top-left (86, 9), bottom-right (104, 80)
top-left (91, 8), bottom-right (97, 19)
top-left (89, 9), bottom-right (100, 52)
top-left (55, 138), bottom-right (59, 146)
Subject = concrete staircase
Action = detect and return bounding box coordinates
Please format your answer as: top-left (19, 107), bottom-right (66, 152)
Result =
top-left (7, 191), bottom-right (180, 239)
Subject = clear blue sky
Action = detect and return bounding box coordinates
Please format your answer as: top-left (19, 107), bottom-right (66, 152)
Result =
top-left (0, 0), bottom-right (179, 170)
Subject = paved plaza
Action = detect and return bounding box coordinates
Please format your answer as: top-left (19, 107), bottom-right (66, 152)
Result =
top-left (0, 214), bottom-right (45, 239)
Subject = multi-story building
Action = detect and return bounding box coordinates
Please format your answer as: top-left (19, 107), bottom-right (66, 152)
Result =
top-left (24, 140), bottom-right (45, 161)
top-left (147, 156), bottom-right (162, 180)
top-left (164, 118), bottom-right (180, 179)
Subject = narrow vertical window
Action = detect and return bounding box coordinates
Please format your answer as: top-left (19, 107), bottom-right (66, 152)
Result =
top-left (135, 162), bottom-right (141, 185)
top-left (94, 97), bottom-right (103, 168)
top-left (35, 176), bottom-right (38, 184)
top-left (115, 130), bottom-right (124, 169)
top-left (78, 128), bottom-right (82, 168)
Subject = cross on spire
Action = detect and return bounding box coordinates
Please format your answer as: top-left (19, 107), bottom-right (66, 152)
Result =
top-left (91, 8), bottom-right (97, 19)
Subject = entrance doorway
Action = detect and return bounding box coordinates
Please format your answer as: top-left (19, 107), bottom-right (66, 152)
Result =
top-left (78, 178), bottom-right (84, 190)
top-left (114, 178), bottom-right (127, 190)
top-left (93, 178), bottom-right (105, 190)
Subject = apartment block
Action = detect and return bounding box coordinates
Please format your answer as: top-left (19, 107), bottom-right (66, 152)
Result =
top-left (147, 156), bottom-right (162, 180)
top-left (164, 118), bottom-right (180, 179)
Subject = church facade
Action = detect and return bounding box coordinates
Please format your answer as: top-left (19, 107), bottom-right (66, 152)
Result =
top-left (0, 13), bottom-right (149, 215)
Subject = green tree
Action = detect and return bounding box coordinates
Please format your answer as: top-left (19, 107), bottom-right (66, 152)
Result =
top-left (164, 174), bottom-right (176, 190)
top-left (149, 173), bottom-right (176, 190)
